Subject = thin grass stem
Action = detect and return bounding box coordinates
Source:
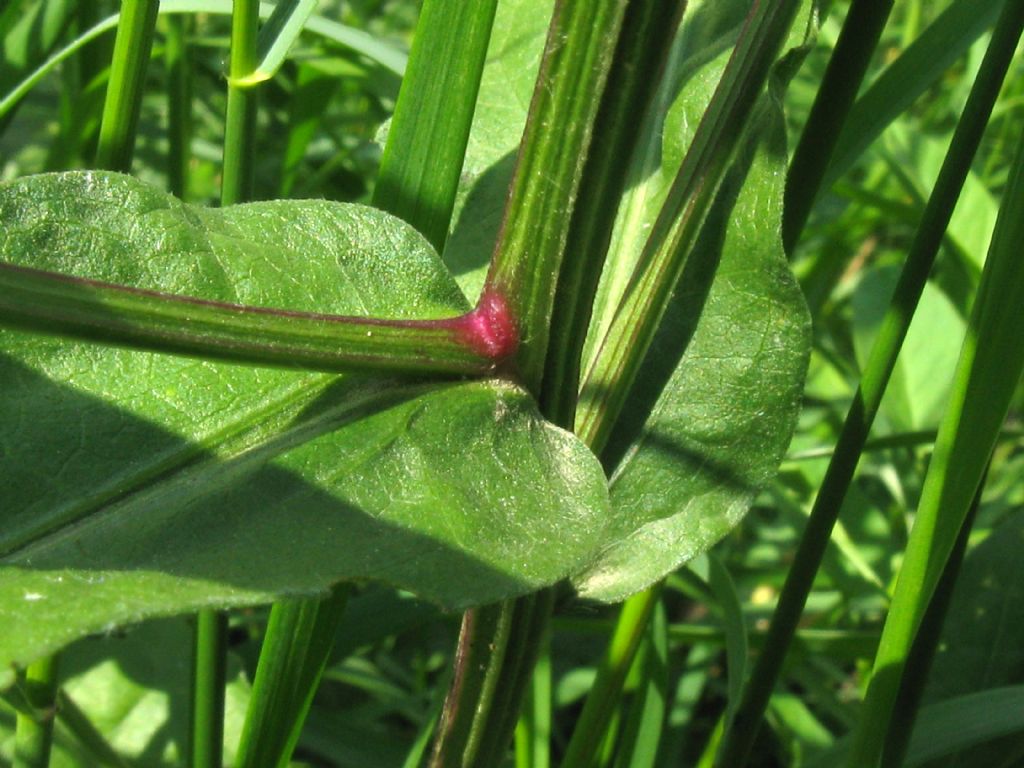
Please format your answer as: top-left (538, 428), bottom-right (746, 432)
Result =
top-left (94, 0), bottom-right (159, 171)
top-left (560, 584), bottom-right (663, 768)
top-left (190, 611), bottom-right (228, 768)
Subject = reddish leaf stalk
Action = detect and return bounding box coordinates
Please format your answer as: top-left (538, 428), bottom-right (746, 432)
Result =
top-left (0, 262), bottom-right (519, 376)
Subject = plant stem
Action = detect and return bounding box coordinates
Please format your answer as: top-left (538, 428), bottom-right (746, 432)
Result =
top-left (221, 0), bottom-right (259, 207)
top-left (429, 602), bottom-right (514, 768)
top-left (165, 14), bottom-right (192, 199)
top-left (717, 5), bottom-right (1024, 763)
top-left (190, 610), bottom-right (228, 768)
top-left (94, 0), bottom-right (159, 171)
top-left (576, 0), bottom-right (803, 454)
top-left (12, 655), bottom-right (60, 768)
top-left (782, 0), bottom-right (894, 254)
top-left (190, 3), bottom-right (259, 762)
top-left (560, 583), bottom-right (663, 768)
top-left (236, 587), bottom-right (349, 768)
top-left (374, 0), bottom-right (498, 252)
top-left (484, 0), bottom-right (630, 392)
top-left (471, 590), bottom-right (556, 767)
top-left (0, 263), bottom-right (516, 376)
top-left (540, 0), bottom-right (685, 428)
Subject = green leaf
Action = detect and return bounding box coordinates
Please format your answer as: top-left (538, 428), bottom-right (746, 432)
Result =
top-left (445, 1), bottom-right (811, 601)
top-left (852, 265), bottom-right (965, 432)
top-left (570, 5), bottom-right (812, 600)
top-left (0, 171), bottom-right (611, 686)
top-left (374, 0), bottom-right (498, 253)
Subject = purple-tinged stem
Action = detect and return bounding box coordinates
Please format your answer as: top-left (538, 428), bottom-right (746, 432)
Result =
top-left (0, 262), bottom-right (518, 376)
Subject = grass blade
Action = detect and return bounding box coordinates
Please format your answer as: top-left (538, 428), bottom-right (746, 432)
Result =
top-left (248, 0), bottom-right (319, 85)
top-left (782, 0), bottom-right (894, 253)
top-left (0, 1), bottom-right (406, 124)
top-left (515, 638), bottom-right (552, 768)
top-left (560, 584), bottom-right (663, 768)
top-left (879, 475), bottom-right (982, 768)
top-left (611, 600), bottom-right (668, 768)
top-left (823, 0), bottom-right (1003, 189)
top-left (373, 0), bottom-right (498, 252)
top-left (707, 555), bottom-right (747, 730)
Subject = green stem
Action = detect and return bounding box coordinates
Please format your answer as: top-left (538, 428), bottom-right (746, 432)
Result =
top-left (429, 602), bottom-right (514, 768)
top-left (471, 591), bottom-right (555, 768)
top-left (781, 0), bottom-right (895, 254)
top-left (483, 0), bottom-right (630, 392)
top-left (717, 5), bottom-right (1024, 763)
top-left (12, 655), bottom-right (60, 768)
top-left (94, 0), bottom-right (159, 171)
top-left (221, 0), bottom-right (260, 207)
top-left (576, 0), bottom-right (803, 454)
top-left (373, 0), bottom-right (498, 251)
top-left (540, 0), bottom-right (685, 428)
top-left (559, 584), bottom-right (662, 768)
top-left (0, 262), bottom-right (516, 376)
top-left (236, 587), bottom-right (349, 768)
top-left (165, 14), bottom-right (193, 199)
top-left (190, 611), bottom-right (228, 768)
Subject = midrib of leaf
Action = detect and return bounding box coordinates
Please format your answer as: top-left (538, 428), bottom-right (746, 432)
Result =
top-left (0, 371), bottom-right (338, 558)
top-left (5, 376), bottom-right (441, 564)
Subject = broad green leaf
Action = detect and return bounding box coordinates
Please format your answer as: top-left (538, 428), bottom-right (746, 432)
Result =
top-left (852, 265), bottom-right (966, 432)
top-left (570, 2), bottom-right (813, 601)
top-left (444, 0), bottom-right (811, 602)
top-left (0, 171), bottom-right (611, 686)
